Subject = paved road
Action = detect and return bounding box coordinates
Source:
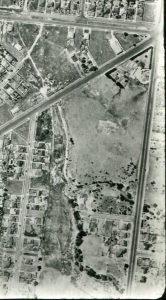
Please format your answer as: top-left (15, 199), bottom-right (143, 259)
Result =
top-left (0, 11), bottom-right (154, 34)
top-left (0, 36), bottom-right (153, 136)
top-left (126, 1), bottom-right (163, 293)
top-left (126, 41), bottom-right (160, 297)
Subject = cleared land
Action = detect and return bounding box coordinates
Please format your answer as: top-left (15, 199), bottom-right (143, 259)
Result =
top-left (31, 26), bottom-right (79, 91)
top-left (63, 74), bottom-right (148, 189)
top-left (14, 120), bottom-right (30, 141)
top-left (19, 23), bottom-right (40, 49)
top-left (89, 31), bottom-right (115, 65)
top-left (114, 32), bottom-right (148, 51)
top-left (0, 103), bottom-right (12, 125)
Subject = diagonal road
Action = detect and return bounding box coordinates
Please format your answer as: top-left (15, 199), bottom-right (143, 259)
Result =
top-left (0, 36), bottom-right (154, 136)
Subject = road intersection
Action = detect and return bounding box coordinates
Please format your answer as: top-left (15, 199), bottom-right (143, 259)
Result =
top-left (0, 1), bottom-right (163, 296)
top-left (0, 35), bottom-right (155, 136)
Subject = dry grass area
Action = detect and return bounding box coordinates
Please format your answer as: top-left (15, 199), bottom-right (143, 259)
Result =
top-left (0, 103), bottom-right (12, 126)
top-left (11, 132), bottom-right (27, 146)
top-left (36, 268), bottom-right (91, 299)
top-left (43, 184), bottom-right (72, 262)
top-left (31, 26), bottom-right (79, 90)
top-left (114, 32), bottom-right (147, 51)
top-left (6, 180), bottom-right (23, 195)
top-left (80, 234), bottom-right (127, 286)
top-left (89, 31), bottom-right (115, 65)
top-left (63, 75), bottom-right (148, 187)
top-left (15, 120), bottom-right (30, 141)
top-left (19, 23), bottom-right (40, 49)
top-left (80, 235), bottom-right (109, 273)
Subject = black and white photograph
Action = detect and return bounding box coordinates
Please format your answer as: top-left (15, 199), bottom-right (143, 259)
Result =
top-left (0, 0), bottom-right (164, 298)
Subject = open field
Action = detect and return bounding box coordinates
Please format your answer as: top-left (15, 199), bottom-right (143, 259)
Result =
top-left (114, 32), bottom-right (148, 51)
top-left (36, 268), bottom-right (91, 299)
top-left (31, 26), bottom-right (79, 91)
top-left (11, 131), bottom-right (27, 145)
top-left (43, 184), bottom-right (72, 273)
top-left (15, 120), bottom-right (30, 141)
top-left (63, 73), bottom-right (148, 191)
top-left (89, 31), bottom-right (115, 65)
top-left (18, 23), bottom-right (40, 49)
top-left (0, 103), bottom-right (12, 125)
top-left (6, 180), bottom-right (23, 195)
top-left (0, 0), bottom-right (14, 6)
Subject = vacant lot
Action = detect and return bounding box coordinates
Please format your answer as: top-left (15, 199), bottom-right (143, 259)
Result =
top-left (0, 103), bottom-right (12, 126)
top-left (74, 28), bottom-right (83, 50)
top-left (44, 26), bottom-right (68, 48)
top-left (43, 184), bottom-right (72, 261)
top-left (143, 3), bottom-right (156, 22)
top-left (19, 58), bottom-right (42, 89)
top-left (19, 23), bottom-right (40, 49)
top-left (11, 132), bottom-right (27, 146)
top-left (31, 26), bottom-right (79, 89)
top-left (114, 32), bottom-right (147, 51)
top-left (89, 31), bottom-right (115, 65)
top-left (36, 268), bottom-right (89, 299)
top-left (15, 120), bottom-right (30, 141)
top-left (81, 235), bottom-right (108, 274)
top-left (63, 73), bottom-right (149, 189)
top-left (6, 180), bottom-right (23, 195)
top-left (80, 234), bottom-right (126, 284)
top-left (0, 0), bottom-right (13, 6)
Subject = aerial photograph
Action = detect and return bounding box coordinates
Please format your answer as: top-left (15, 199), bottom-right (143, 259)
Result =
top-left (0, 0), bottom-right (164, 299)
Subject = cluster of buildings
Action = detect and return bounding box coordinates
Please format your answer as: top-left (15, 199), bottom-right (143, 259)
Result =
top-left (2, 75), bottom-right (29, 116)
top-left (0, 0), bottom-right (158, 23)
top-left (0, 123), bottom-right (52, 292)
top-left (135, 256), bottom-right (161, 284)
top-left (0, 44), bottom-right (17, 87)
top-left (84, 0), bottom-right (137, 20)
top-left (76, 184), bottom-right (134, 216)
top-left (67, 27), bottom-right (98, 76)
top-left (0, 137), bottom-right (21, 291)
top-left (139, 201), bottom-right (165, 252)
top-left (108, 48), bottom-right (151, 89)
top-left (1, 136), bottom-right (27, 181)
top-left (0, 59), bottom-right (40, 116)
top-left (31, 142), bottom-right (51, 177)
top-left (16, 145), bottom-right (50, 286)
top-left (46, 0), bottom-right (81, 15)
top-left (0, 22), bottom-right (32, 114)
top-left (84, 0), bottom-right (157, 22)
top-left (0, 0), bottom-right (24, 9)
top-left (87, 218), bottom-right (132, 259)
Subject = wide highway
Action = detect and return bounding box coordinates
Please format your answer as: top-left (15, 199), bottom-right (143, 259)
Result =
top-left (0, 11), bottom-right (154, 34)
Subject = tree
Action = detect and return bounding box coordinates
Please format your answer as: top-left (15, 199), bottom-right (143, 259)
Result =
top-left (124, 32), bottom-right (128, 37)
